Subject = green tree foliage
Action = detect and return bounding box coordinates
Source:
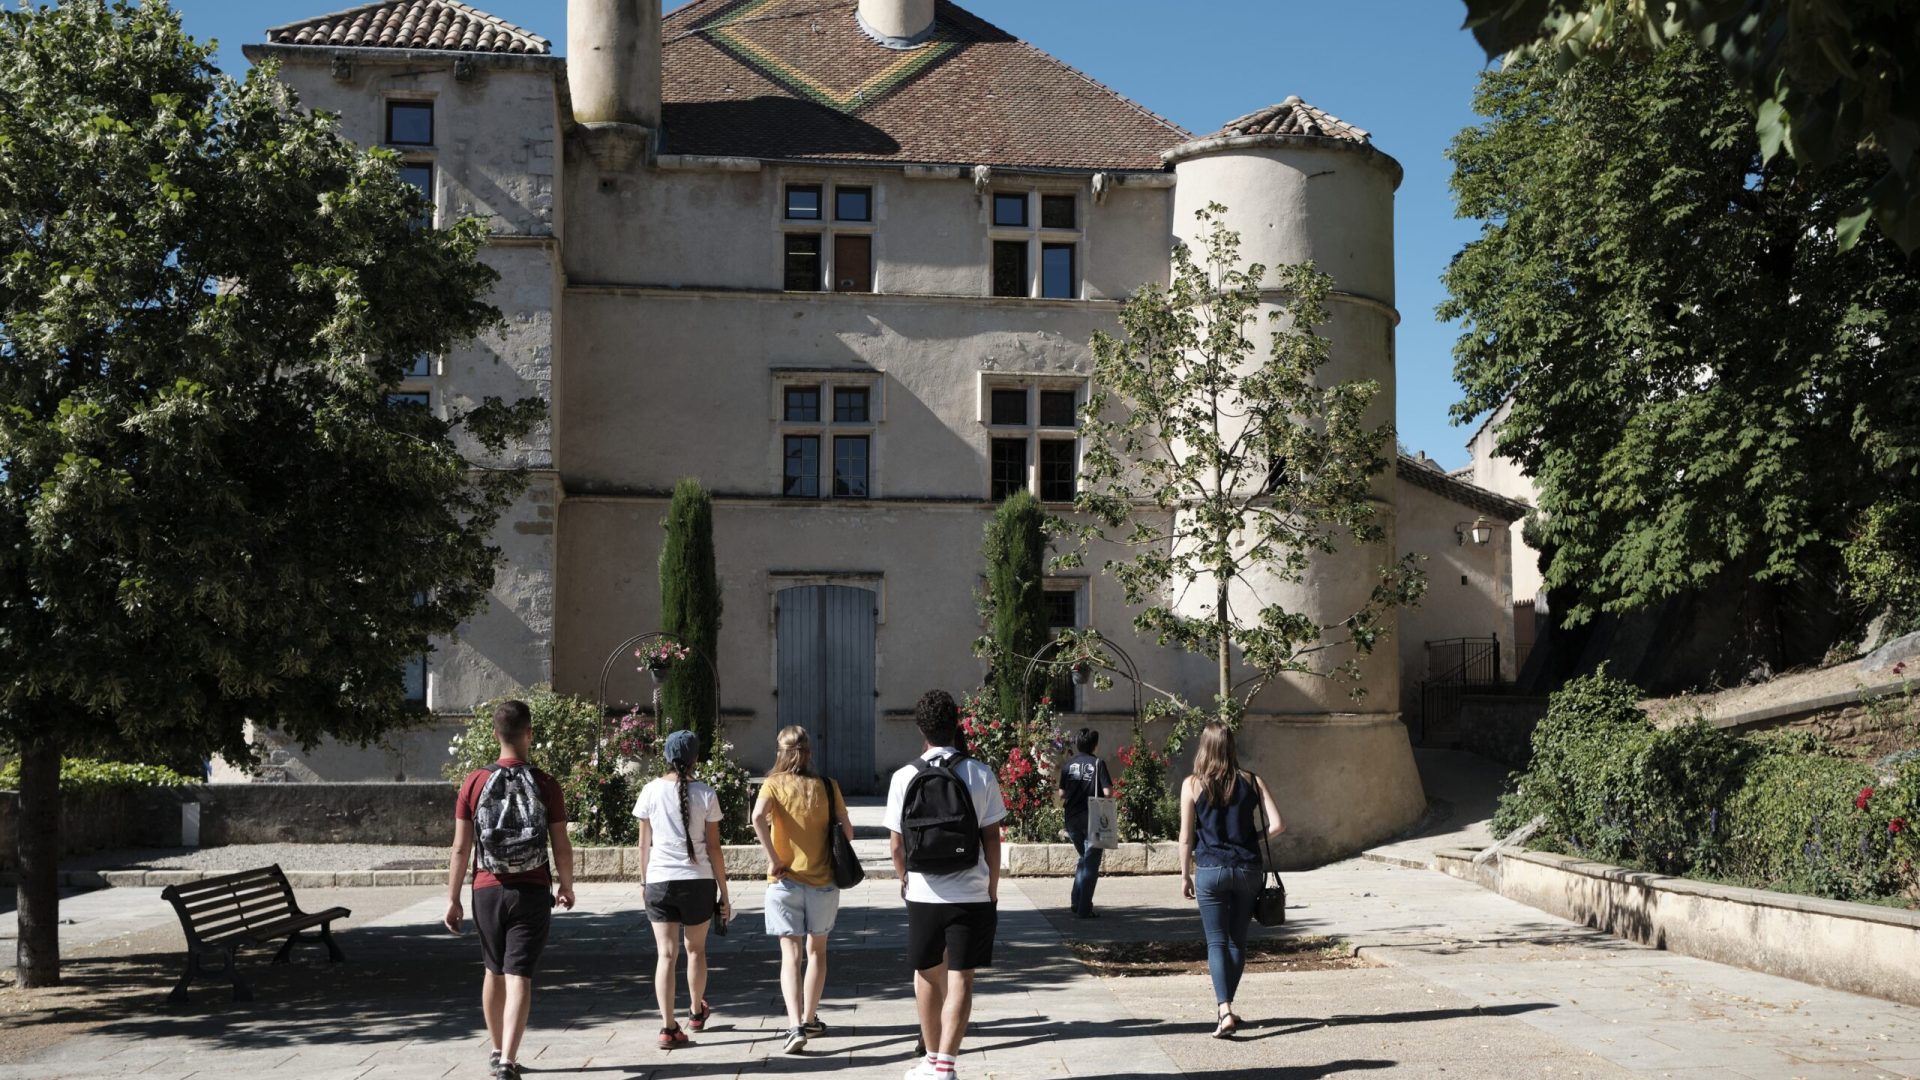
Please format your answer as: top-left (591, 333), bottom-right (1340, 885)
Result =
top-left (1440, 42), bottom-right (1920, 646)
top-left (979, 491), bottom-right (1050, 724)
top-left (659, 478), bottom-right (721, 748)
top-left (1064, 204), bottom-right (1423, 736)
top-left (0, 1), bottom-right (538, 985)
top-left (1458, 0), bottom-right (1920, 251)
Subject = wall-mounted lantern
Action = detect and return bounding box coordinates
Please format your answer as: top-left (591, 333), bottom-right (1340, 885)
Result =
top-left (1457, 518), bottom-right (1495, 546)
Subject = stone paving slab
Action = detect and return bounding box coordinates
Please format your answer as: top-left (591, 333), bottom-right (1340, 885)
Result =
top-left (8, 852), bottom-right (1919, 1079)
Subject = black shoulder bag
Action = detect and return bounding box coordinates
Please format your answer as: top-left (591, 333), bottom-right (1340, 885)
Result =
top-left (823, 776), bottom-right (865, 889)
top-left (1251, 774), bottom-right (1287, 927)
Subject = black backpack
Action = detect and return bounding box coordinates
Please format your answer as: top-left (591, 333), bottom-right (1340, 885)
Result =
top-left (902, 752), bottom-right (982, 874)
top-left (473, 763), bottom-right (550, 876)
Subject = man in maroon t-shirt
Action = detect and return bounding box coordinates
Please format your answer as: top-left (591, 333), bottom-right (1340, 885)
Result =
top-left (446, 700), bottom-right (574, 1080)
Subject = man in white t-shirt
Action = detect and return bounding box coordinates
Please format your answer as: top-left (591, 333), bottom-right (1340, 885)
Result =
top-left (884, 690), bottom-right (1007, 1080)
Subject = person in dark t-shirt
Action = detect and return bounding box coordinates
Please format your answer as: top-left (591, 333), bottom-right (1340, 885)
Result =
top-left (446, 700), bottom-right (574, 1079)
top-left (1059, 727), bottom-right (1112, 918)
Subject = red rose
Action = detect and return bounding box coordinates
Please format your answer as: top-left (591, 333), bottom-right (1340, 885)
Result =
top-left (1857, 787), bottom-right (1875, 810)
top-left (1892, 819), bottom-right (1907, 835)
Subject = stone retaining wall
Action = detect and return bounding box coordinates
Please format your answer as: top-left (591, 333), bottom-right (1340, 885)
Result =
top-left (1435, 846), bottom-right (1920, 1006)
top-left (0, 782), bottom-right (455, 864)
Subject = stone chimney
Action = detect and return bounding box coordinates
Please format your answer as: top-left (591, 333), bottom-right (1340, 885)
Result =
top-left (857, 0), bottom-right (936, 48)
top-left (568, 0), bottom-right (661, 129)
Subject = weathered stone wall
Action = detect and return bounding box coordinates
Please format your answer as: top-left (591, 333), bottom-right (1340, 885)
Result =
top-left (1453, 693), bottom-right (1550, 769)
top-left (0, 787), bottom-right (184, 864)
top-left (0, 783), bottom-right (456, 860)
top-left (1396, 477), bottom-right (1519, 725)
top-left (195, 783), bottom-right (456, 846)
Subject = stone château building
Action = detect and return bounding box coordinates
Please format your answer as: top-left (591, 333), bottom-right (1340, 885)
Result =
top-left (240, 0), bottom-right (1523, 864)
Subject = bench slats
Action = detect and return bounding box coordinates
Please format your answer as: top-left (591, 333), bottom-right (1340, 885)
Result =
top-left (179, 887), bottom-right (288, 918)
top-left (166, 870), bottom-right (285, 900)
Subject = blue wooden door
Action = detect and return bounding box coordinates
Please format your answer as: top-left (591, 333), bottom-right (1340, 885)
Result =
top-left (776, 585), bottom-right (878, 792)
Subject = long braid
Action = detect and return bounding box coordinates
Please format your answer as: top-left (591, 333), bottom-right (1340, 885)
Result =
top-left (676, 764), bottom-right (694, 862)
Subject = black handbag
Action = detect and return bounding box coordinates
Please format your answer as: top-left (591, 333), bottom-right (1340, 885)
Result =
top-left (1251, 774), bottom-right (1286, 927)
top-left (824, 776), bottom-right (865, 889)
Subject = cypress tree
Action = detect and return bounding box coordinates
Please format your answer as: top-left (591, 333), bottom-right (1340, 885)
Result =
top-left (984, 491), bottom-right (1050, 723)
top-left (660, 478), bottom-right (722, 748)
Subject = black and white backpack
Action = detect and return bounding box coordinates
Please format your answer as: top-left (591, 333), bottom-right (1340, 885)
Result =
top-left (474, 763), bottom-right (550, 875)
top-left (902, 752), bottom-right (982, 874)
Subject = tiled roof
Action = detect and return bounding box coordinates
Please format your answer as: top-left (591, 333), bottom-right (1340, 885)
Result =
top-left (659, 0), bottom-right (1190, 170)
top-left (1205, 96), bottom-right (1371, 144)
top-left (267, 1), bottom-right (551, 54)
top-left (1397, 454), bottom-right (1530, 523)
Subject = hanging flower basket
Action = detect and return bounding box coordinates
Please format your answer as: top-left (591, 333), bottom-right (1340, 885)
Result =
top-left (638, 641), bottom-right (691, 682)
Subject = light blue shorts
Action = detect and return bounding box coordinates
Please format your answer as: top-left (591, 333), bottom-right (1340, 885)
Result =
top-left (763, 879), bottom-right (840, 937)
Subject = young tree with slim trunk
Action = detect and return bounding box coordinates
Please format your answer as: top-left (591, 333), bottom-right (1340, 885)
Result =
top-left (659, 478), bottom-right (722, 748)
top-left (978, 490), bottom-right (1050, 722)
top-left (0, 1), bottom-right (539, 986)
top-left (1063, 204), bottom-right (1424, 741)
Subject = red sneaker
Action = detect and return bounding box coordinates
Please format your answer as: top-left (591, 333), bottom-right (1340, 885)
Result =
top-left (658, 1025), bottom-right (689, 1049)
top-left (688, 1000), bottom-right (713, 1032)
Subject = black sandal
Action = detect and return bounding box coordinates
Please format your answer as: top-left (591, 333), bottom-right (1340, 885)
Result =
top-left (1212, 1008), bottom-right (1238, 1039)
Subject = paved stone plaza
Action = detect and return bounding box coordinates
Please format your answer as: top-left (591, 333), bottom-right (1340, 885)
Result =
top-left (5, 853), bottom-right (1920, 1080)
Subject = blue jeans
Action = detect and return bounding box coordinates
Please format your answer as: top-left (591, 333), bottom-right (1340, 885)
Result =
top-left (1194, 864), bottom-right (1260, 1005)
top-left (1067, 825), bottom-right (1104, 915)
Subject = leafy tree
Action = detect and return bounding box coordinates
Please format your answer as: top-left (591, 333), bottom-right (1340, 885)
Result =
top-left (0, 1), bottom-right (537, 985)
top-left (1440, 42), bottom-right (1920, 655)
top-left (658, 478), bottom-right (721, 748)
top-left (1458, 0), bottom-right (1920, 251)
top-left (977, 491), bottom-right (1050, 723)
top-left (1063, 204), bottom-right (1424, 740)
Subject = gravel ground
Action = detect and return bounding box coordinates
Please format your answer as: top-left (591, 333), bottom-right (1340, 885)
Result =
top-left (59, 843), bottom-right (449, 873)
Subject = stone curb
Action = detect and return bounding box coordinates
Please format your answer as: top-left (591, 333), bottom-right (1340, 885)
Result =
top-left (9, 841), bottom-right (1187, 889)
top-left (1433, 844), bottom-right (1920, 1006)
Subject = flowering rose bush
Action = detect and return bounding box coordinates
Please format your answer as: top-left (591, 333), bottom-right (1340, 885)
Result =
top-left (960, 690), bottom-right (1070, 842)
top-left (1113, 728), bottom-right (1180, 842)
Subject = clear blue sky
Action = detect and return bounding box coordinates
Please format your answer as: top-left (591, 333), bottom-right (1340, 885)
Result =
top-left (187, 0), bottom-right (1493, 468)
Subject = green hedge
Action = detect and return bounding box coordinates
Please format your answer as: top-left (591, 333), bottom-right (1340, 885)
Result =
top-left (0, 757), bottom-right (196, 794)
top-left (1496, 671), bottom-right (1919, 903)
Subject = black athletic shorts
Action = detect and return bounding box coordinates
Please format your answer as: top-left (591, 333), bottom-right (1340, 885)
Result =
top-left (474, 884), bottom-right (552, 977)
top-left (645, 879), bottom-right (718, 926)
top-left (906, 900), bottom-right (997, 972)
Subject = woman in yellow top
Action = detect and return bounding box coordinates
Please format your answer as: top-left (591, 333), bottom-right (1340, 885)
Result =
top-left (750, 725), bottom-right (854, 1054)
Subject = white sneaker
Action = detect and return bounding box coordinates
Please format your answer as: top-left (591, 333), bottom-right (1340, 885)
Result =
top-left (903, 1060), bottom-right (957, 1080)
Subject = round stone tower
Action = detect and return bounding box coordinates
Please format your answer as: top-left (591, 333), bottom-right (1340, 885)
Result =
top-left (568, 0), bottom-right (661, 130)
top-left (1164, 98), bottom-right (1424, 865)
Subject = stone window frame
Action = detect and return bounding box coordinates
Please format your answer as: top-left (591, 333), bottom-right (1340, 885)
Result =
top-left (388, 352), bottom-right (437, 416)
top-left (385, 98), bottom-right (435, 147)
top-left (986, 187), bottom-right (1084, 300)
top-left (777, 174), bottom-right (881, 293)
top-left (1042, 577), bottom-right (1089, 712)
top-left (976, 373), bottom-right (1086, 505)
top-left (386, 93), bottom-right (438, 228)
top-left (772, 369), bottom-right (885, 501)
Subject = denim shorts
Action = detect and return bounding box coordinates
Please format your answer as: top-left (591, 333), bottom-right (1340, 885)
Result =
top-left (763, 879), bottom-right (840, 937)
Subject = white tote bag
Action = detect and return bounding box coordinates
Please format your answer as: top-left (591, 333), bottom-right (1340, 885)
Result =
top-left (1086, 795), bottom-right (1121, 849)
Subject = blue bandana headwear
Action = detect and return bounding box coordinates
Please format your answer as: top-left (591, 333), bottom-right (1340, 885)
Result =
top-left (664, 729), bottom-right (700, 768)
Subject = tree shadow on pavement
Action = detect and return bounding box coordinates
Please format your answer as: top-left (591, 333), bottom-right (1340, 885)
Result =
top-left (1239, 1001), bottom-right (1554, 1040)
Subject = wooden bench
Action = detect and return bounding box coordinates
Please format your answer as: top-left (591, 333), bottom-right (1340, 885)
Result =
top-left (159, 865), bottom-right (350, 1003)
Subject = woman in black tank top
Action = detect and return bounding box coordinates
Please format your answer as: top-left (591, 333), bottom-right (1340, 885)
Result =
top-left (1179, 722), bottom-right (1284, 1038)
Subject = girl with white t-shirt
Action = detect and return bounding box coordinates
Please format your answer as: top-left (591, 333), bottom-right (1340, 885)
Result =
top-left (634, 729), bottom-right (730, 1049)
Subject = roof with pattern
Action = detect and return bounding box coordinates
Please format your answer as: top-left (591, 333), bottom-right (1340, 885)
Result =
top-left (1203, 96), bottom-right (1371, 144)
top-left (658, 0), bottom-right (1191, 170)
top-left (267, 0), bottom-right (551, 55)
